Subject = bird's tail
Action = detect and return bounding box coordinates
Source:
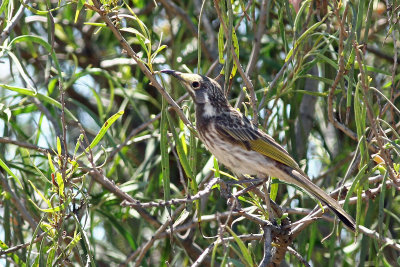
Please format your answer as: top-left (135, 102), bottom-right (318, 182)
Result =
top-left (281, 165), bottom-right (356, 232)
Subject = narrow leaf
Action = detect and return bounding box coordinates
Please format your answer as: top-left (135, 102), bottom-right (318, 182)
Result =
top-left (160, 97), bottom-right (171, 205)
top-left (80, 110), bottom-right (124, 156)
top-left (226, 226), bottom-right (253, 267)
top-left (0, 157), bottom-right (23, 188)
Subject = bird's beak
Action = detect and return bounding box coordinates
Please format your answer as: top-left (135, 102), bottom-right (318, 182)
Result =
top-left (160, 69), bottom-right (199, 97)
top-left (161, 69), bottom-right (200, 85)
top-left (160, 69), bottom-right (184, 81)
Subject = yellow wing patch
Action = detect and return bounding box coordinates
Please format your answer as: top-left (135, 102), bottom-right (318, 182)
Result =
top-left (249, 138), bottom-right (300, 170)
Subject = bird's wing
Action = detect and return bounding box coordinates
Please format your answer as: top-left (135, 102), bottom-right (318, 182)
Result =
top-left (215, 110), bottom-right (300, 171)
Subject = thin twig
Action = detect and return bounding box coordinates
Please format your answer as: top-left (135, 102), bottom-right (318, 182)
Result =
top-left (89, 170), bottom-right (161, 228)
top-left (121, 178), bottom-right (220, 208)
top-left (240, 212), bottom-right (281, 233)
top-left (191, 241), bottom-right (215, 267)
top-left (0, 137), bottom-right (54, 155)
top-left (354, 44), bottom-right (398, 182)
top-left (0, 0), bottom-right (29, 44)
top-left (91, 0), bottom-right (192, 128)
top-left (358, 225), bottom-right (400, 252)
top-left (327, 3), bottom-right (358, 141)
top-left (235, 0), bottom-right (269, 118)
top-left (287, 246), bottom-right (311, 267)
top-left (384, 0), bottom-right (398, 136)
top-left (133, 205), bottom-right (186, 267)
top-left (0, 232), bottom-right (46, 256)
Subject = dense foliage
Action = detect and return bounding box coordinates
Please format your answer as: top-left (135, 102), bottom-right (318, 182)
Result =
top-left (0, 0), bottom-right (399, 266)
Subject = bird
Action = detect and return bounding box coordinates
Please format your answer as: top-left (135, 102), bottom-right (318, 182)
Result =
top-left (161, 69), bottom-right (356, 232)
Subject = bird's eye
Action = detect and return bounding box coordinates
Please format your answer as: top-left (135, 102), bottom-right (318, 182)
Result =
top-left (192, 81), bottom-right (200, 88)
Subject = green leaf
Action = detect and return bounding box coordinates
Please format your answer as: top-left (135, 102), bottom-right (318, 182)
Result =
top-left (293, 0), bottom-right (312, 33)
top-left (226, 226), bottom-right (253, 267)
top-left (56, 137), bottom-right (62, 156)
top-left (0, 157), bottom-right (23, 188)
top-left (230, 27), bottom-right (239, 79)
top-left (28, 180), bottom-right (52, 208)
top-left (286, 12), bottom-right (330, 62)
top-left (56, 172), bottom-right (64, 198)
top-left (151, 45), bottom-right (167, 63)
top-left (79, 110), bottom-right (124, 157)
top-left (66, 232), bottom-right (81, 255)
top-left (71, 212), bottom-right (96, 267)
top-left (0, 83), bottom-right (77, 121)
top-left (189, 126), bottom-right (197, 179)
top-left (74, 134), bottom-right (84, 156)
top-left (211, 240), bottom-right (220, 267)
top-left (270, 177), bottom-right (278, 201)
top-left (218, 25), bottom-right (225, 64)
top-left (213, 157), bottom-right (220, 178)
top-left (19, 0), bottom-right (62, 15)
top-left (10, 103), bottom-right (37, 116)
top-left (136, 34), bottom-right (150, 56)
top-left (167, 114), bottom-right (193, 181)
top-left (83, 22), bottom-right (106, 27)
top-left (7, 51), bottom-right (35, 91)
top-left (74, 0), bottom-right (85, 23)
top-left (9, 35), bottom-right (63, 83)
top-left (89, 86), bottom-right (105, 121)
top-left (160, 97), bottom-right (171, 205)
top-left (46, 247), bottom-right (56, 267)
top-left (344, 163), bottom-right (368, 210)
top-left (30, 200), bottom-right (65, 213)
top-left (47, 153), bottom-right (56, 173)
top-left (0, 0), bottom-right (10, 15)
top-left (26, 150), bottom-right (51, 184)
top-left (124, 4), bottom-right (150, 38)
top-left (120, 27), bottom-right (147, 40)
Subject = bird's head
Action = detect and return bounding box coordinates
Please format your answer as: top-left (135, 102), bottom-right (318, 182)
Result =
top-left (161, 70), bottom-right (229, 117)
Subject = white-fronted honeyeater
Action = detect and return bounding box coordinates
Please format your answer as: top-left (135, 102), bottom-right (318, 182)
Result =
top-left (161, 70), bottom-right (355, 232)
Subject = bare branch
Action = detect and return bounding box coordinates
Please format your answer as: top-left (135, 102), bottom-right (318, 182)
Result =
top-left (358, 225), bottom-right (400, 252)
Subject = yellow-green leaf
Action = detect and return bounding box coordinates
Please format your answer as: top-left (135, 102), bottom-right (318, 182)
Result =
top-left (79, 110), bottom-right (124, 157)
top-left (57, 137), bottom-right (62, 155)
top-left (28, 180), bottom-right (52, 208)
top-left (56, 173), bottom-right (64, 198)
top-left (218, 25), bottom-right (225, 64)
top-left (226, 226), bottom-right (253, 267)
top-left (47, 153), bottom-right (56, 173)
top-left (0, 157), bottom-right (23, 188)
top-left (74, 0), bottom-right (85, 23)
top-left (30, 199), bottom-right (65, 213)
